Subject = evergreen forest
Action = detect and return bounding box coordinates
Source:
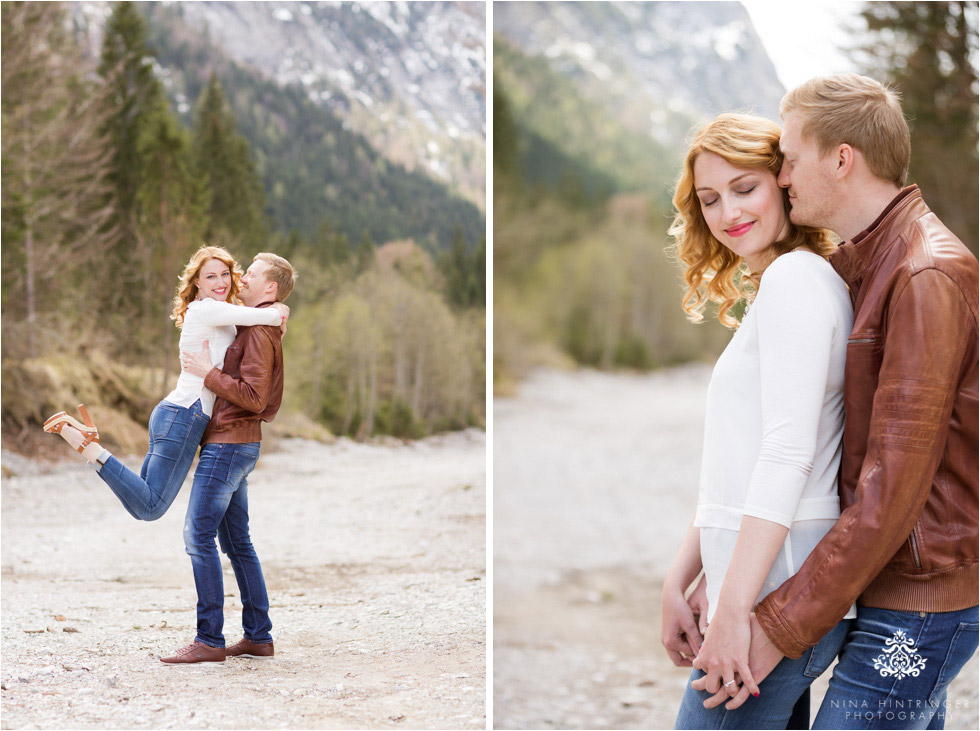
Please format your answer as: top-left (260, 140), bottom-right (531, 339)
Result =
top-left (2, 1), bottom-right (486, 453)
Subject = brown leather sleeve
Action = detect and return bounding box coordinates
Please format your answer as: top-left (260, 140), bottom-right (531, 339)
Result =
top-left (756, 269), bottom-right (972, 658)
top-left (204, 328), bottom-right (275, 414)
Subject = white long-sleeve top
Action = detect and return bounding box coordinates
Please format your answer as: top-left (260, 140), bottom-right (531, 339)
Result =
top-left (164, 298), bottom-right (282, 416)
top-left (693, 250), bottom-right (857, 622)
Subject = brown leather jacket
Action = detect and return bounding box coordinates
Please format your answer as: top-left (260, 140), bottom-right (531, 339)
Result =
top-left (756, 186), bottom-right (979, 659)
top-left (201, 305), bottom-right (284, 445)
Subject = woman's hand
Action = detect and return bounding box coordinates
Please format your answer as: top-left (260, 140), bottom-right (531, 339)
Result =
top-left (691, 608), bottom-right (759, 700)
top-left (661, 580), bottom-right (703, 667)
top-left (687, 574), bottom-right (709, 636)
top-left (694, 612), bottom-right (783, 709)
top-left (272, 302), bottom-right (290, 334)
top-left (181, 340), bottom-right (213, 378)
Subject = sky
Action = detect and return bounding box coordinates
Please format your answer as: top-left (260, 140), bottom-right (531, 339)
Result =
top-left (740, 0), bottom-right (867, 90)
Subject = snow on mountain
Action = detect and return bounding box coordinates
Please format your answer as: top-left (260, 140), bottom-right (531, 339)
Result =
top-left (74, 1), bottom-right (486, 207)
top-left (494, 1), bottom-right (785, 148)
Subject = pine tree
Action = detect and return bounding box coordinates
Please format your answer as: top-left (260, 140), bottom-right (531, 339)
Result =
top-left (97, 1), bottom-right (164, 256)
top-left (1, 1), bottom-right (118, 357)
top-left (135, 93), bottom-right (207, 371)
top-left (470, 237), bottom-right (487, 308)
top-left (854, 1), bottom-right (978, 252)
top-left (95, 1), bottom-right (209, 362)
top-left (439, 227), bottom-right (484, 309)
top-left (313, 217), bottom-right (351, 268)
top-left (354, 231), bottom-right (375, 274)
top-left (278, 229), bottom-right (306, 262)
top-left (192, 72), bottom-right (269, 252)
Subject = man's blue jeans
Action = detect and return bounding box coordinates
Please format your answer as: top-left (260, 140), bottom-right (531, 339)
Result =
top-left (813, 605), bottom-right (979, 729)
top-left (675, 619), bottom-right (851, 729)
top-left (183, 442), bottom-right (272, 649)
top-left (96, 399), bottom-right (209, 521)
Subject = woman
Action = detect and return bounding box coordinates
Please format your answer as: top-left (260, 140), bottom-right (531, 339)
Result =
top-left (43, 245), bottom-right (289, 521)
top-left (661, 114), bottom-right (855, 729)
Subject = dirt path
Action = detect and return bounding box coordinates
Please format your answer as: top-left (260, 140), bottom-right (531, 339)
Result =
top-left (493, 367), bottom-right (978, 730)
top-left (1, 430), bottom-right (486, 730)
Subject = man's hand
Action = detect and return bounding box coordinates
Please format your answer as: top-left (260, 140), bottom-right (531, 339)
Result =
top-left (181, 340), bottom-right (214, 378)
top-left (693, 612), bottom-right (785, 709)
top-left (661, 581), bottom-right (703, 667)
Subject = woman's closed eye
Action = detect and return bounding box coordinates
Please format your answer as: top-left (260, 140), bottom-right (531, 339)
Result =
top-left (699, 185), bottom-right (756, 208)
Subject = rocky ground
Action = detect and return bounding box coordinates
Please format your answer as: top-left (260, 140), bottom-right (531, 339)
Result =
top-left (493, 367), bottom-right (979, 730)
top-left (1, 430), bottom-right (486, 730)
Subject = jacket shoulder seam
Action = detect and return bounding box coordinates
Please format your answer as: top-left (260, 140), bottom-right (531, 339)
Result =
top-left (890, 265), bottom-right (972, 313)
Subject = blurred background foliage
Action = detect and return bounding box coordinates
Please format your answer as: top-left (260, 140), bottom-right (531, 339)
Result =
top-left (492, 1), bottom-right (978, 393)
top-left (851, 1), bottom-right (979, 251)
top-left (1, 1), bottom-right (485, 453)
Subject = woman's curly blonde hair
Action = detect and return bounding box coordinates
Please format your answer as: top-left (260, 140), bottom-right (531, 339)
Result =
top-left (170, 245), bottom-right (243, 328)
top-left (668, 113), bottom-right (835, 329)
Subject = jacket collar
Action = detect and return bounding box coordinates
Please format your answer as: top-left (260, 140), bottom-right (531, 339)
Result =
top-left (830, 185), bottom-right (926, 290)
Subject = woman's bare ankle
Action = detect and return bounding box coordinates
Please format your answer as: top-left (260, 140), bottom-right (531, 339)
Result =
top-left (80, 442), bottom-right (104, 464)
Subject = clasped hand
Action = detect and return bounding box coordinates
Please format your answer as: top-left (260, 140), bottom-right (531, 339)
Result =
top-left (691, 609), bottom-right (759, 705)
top-left (690, 612), bottom-right (785, 711)
top-left (661, 575), bottom-right (708, 667)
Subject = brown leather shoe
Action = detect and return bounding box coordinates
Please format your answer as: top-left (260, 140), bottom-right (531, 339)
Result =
top-left (226, 638), bottom-right (274, 658)
top-left (160, 641), bottom-right (226, 664)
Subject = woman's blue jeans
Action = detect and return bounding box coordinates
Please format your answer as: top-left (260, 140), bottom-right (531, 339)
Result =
top-left (812, 605), bottom-right (979, 729)
top-left (183, 442), bottom-right (272, 649)
top-left (95, 399), bottom-right (209, 521)
top-left (675, 619), bottom-right (851, 729)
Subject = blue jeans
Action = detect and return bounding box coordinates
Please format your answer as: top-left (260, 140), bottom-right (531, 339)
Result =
top-left (675, 619), bottom-right (851, 729)
top-left (96, 399), bottom-right (209, 521)
top-left (813, 605), bottom-right (979, 730)
top-left (183, 442), bottom-right (272, 648)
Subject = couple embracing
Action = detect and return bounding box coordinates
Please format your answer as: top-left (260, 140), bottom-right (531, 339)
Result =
top-left (663, 74), bottom-right (978, 729)
top-left (44, 247), bottom-right (297, 664)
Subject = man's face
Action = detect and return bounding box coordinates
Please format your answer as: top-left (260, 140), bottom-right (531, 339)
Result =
top-left (777, 111), bottom-right (839, 230)
top-left (239, 259), bottom-right (273, 307)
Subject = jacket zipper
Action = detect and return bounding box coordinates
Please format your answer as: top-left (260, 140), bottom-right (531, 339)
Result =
top-left (909, 530), bottom-right (922, 569)
top-left (848, 337), bottom-right (876, 344)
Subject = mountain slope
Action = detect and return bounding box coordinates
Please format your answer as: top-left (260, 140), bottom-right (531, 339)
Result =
top-left (494, 0), bottom-right (785, 150)
top-left (71, 1), bottom-right (485, 251)
top-left (494, 36), bottom-right (675, 200)
top-left (77, 0), bottom-right (485, 209)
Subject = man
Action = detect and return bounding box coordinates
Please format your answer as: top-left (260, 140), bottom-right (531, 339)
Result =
top-left (697, 73), bottom-right (979, 727)
top-left (161, 252), bottom-right (297, 664)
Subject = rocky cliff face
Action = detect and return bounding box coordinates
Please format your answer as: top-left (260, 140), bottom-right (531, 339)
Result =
top-left (73, 1), bottom-right (486, 208)
top-left (494, 0), bottom-right (785, 148)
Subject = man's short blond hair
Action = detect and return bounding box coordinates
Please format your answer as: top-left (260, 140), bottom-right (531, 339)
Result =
top-left (254, 252), bottom-right (297, 302)
top-left (781, 73), bottom-right (911, 187)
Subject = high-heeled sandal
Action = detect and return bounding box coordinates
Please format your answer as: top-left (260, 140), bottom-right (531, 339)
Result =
top-left (42, 404), bottom-right (100, 453)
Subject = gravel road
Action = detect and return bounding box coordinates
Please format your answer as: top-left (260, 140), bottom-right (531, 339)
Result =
top-left (1, 430), bottom-right (486, 730)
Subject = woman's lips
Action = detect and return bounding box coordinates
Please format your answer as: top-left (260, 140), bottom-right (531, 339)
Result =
top-left (725, 221), bottom-right (755, 237)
